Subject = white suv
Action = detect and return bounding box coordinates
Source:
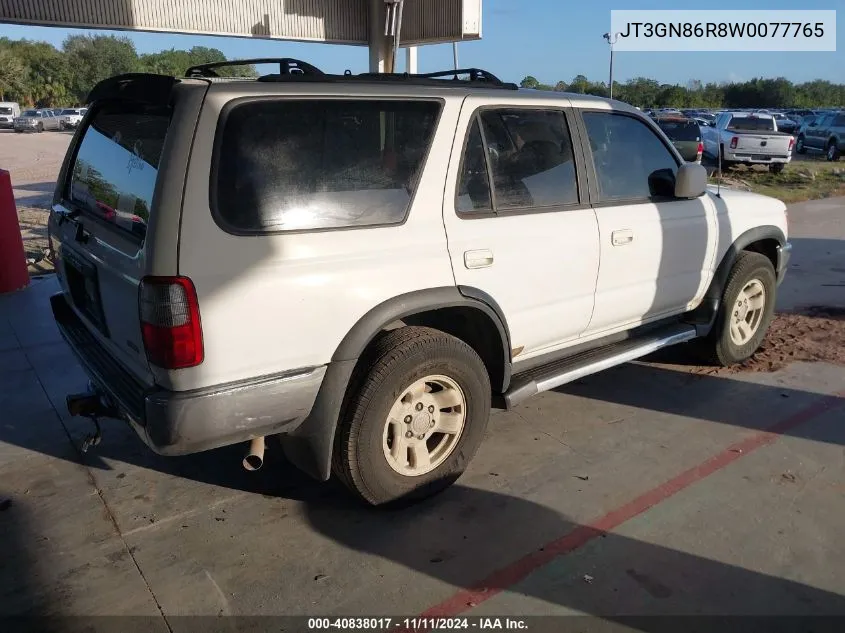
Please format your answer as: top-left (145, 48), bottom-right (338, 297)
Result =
top-left (49, 60), bottom-right (791, 506)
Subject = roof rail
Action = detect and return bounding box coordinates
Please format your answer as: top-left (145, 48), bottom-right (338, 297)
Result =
top-left (356, 68), bottom-right (517, 90)
top-left (185, 57), bottom-right (324, 78)
top-left (256, 66), bottom-right (518, 90)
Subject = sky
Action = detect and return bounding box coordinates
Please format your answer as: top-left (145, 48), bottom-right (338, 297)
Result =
top-left (0, 0), bottom-right (842, 86)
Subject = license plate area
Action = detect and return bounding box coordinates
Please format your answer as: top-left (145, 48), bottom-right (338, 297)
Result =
top-left (63, 249), bottom-right (109, 337)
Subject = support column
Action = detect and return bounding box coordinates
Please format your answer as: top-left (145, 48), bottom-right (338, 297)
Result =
top-left (368, 0), bottom-right (387, 72)
top-left (405, 46), bottom-right (417, 74)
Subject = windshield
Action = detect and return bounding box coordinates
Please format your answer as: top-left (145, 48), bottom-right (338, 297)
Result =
top-left (0, 107), bottom-right (12, 115)
top-left (21, 110), bottom-right (39, 117)
top-left (657, 120), bottom-right (701, 141)
top-left (727, 117), bottom-right (776, 132)
top-left (61, 109), bottom-right (79, 115)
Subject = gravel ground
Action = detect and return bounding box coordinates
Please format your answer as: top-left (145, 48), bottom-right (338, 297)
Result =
top-left (0, 130), bottom-right (70, 274)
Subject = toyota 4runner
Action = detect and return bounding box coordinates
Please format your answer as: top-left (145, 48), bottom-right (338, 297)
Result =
top-left (49, 59), bottom-right (791, 506)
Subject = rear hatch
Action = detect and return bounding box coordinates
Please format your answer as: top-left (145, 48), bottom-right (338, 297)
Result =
top-left (49, 99), bottom-right (174, 388)
top-left (656, 118), bottom-right (702, 162)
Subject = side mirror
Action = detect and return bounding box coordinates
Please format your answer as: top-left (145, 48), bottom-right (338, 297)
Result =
top-left (674, 162), bottom-right (707, 199)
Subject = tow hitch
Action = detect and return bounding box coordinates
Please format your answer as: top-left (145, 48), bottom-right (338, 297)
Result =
top-left (66, 389), bottom-right (119, 453)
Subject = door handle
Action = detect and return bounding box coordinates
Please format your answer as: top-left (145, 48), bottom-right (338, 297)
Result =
top-left (464, 249), bottom-right (494, 269)
top-left (611, 230), bottom-right (634, 246)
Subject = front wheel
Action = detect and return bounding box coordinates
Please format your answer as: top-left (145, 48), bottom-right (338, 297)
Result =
top-left (332, 326), bottom-right (491, 506)
top-left (769, 163), bottom-right (785, 174)
top-left (699, 251), bottom-right (776, 367)
top-left (827, 142), bottom-right (841, 162)
top-left (795, 135), bottom-right (806, 154)
top-left (37, 123), bottom-right (43, 133)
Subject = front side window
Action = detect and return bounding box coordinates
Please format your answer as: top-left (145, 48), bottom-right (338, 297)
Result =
top-left (68, 101), bottom-right (171, 240)
top-left (582, 111), bottom-right (679, 201)
top-left (215, 99), bottom-right (441, 233)
top-left (456, 107), bottom-right (579, 214)
top-left (833, 114), bottom-right (845, 127)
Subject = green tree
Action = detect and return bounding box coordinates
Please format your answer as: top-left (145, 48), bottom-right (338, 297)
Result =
top-left (140, 46), bottom-right (256, 77)
top-left (520, 75), bottom-right (539, 89)
top-left (0, 48), bottom-right (27, 102)
top-left (63, 35), bottom-right (140, 103)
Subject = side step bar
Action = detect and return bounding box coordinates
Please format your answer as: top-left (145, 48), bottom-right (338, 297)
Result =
top-left (504, 324), bottom-right (698, 409)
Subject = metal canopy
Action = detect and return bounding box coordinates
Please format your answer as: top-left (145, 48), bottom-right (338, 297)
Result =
top-left (0, 0), bottom-right (482, 47)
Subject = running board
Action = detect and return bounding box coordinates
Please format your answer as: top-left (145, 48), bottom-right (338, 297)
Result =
top-left (504, 324), bottom-right (698, 409)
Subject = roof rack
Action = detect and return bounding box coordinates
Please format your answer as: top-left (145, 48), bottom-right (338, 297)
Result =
top-left (184, 57), bottom-right (518, 90)
top-left (355, 68), bottom-right (517, 90)
top-left (185, 57), bottom-right (324, 78)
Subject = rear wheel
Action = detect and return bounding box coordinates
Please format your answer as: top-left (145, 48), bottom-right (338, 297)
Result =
top-left (718, 145), bottom-right (735, 170)
top-left (37, 123), bottom-right (43, 133)
top-left (332, 326), bottom-right (491, 506)
top-left (827, 141), bottom-right (841, 162)
top-left (698, 251), bottom-right (776, 366)
top-left (769, 163), bottom-right (785, 174)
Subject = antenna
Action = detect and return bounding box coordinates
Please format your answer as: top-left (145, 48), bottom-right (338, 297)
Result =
top-left (715, 118), bottom-right (723, 198)
top-left (716, 141), bottom-right (722, 198)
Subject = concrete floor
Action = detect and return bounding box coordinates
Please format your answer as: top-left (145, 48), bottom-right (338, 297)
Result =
top-left (1, 195), bottom-right (844, 631)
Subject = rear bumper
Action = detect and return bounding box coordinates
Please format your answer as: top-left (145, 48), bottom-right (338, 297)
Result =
top-left (51, 292), bottom-right (325, 456)
top-left (777, 242), bottom-right (792, 285)
top-left (724, 151), bottom-right (791, 164)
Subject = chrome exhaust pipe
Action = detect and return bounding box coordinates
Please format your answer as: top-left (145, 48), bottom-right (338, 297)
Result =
top-left (243, 436), bottom-right (265, 471)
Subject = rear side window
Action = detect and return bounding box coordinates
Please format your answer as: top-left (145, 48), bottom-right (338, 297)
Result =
top-left (456, 107), bottom-right (579, 214)
top-left (833, 114), bottom-right (845, 127)
top-left (68, 101), bottom-right (171, 240)
top-left (214, 99), bottom-right (441, 233)
top-left (582, 111), bottom-right (679, 202)
top-left (657, 120), bottom-right (701, 142)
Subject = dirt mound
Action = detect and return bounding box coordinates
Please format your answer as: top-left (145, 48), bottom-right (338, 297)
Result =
top-left (714, 306), bottom-right (845, 375)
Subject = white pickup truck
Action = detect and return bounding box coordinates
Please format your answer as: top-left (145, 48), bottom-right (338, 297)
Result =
top-left (702, 112), bottom-right (795, 173)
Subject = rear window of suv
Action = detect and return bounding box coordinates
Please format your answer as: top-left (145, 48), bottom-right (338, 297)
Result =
top-left (656, 119), bottom-right (701, 141)
top-left (67, 101), bottom-right (171, 240)
top-left (214, 99), bottom-right (442, 233)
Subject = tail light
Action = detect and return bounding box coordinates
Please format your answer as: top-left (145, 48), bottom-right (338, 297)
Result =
top-left (729, 136), bottom-right (738, 149)
top-left (696, 142), bottom-right (704, 161)
top-left (139, 276), bottom-right (204, 369)
top-left (788, 137), bottom-right (795, 152)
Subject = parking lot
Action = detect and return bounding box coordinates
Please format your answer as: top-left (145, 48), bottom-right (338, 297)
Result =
top-left (1, 129), bottom-right (845, 630)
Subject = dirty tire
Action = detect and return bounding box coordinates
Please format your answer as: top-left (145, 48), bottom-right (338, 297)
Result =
top-left (332, 326), bottom-right (491, 507)
top-left (827, 141), bottom-right (841, 162)
top-left (699, 251), bottom-right (776, 366)
top-left (795, 136), bottom-right (805, 154)
top-left (769, 163), bottom-right (785, 174)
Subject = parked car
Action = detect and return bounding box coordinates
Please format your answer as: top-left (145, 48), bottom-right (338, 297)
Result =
top-left (702, 112), bottom-right (794, 173)
top-left (50, 61), bottom-right (791, 506)
top-left (0, 101), bottom-right (21, 129)
top-left (769, 112), bottom-right (798, 134)
top-left (59, 107), bottom-right (88, 129)
top-left (654, 116), bottom-right (703, 162)
top-left (794, 110), bottom-right (844, 161)
top-left (13, 109), bottom-right (59, 132)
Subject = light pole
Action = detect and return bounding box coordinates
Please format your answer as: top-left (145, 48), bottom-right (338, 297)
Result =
top-left (602, 32), bottom-right (619, 100)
